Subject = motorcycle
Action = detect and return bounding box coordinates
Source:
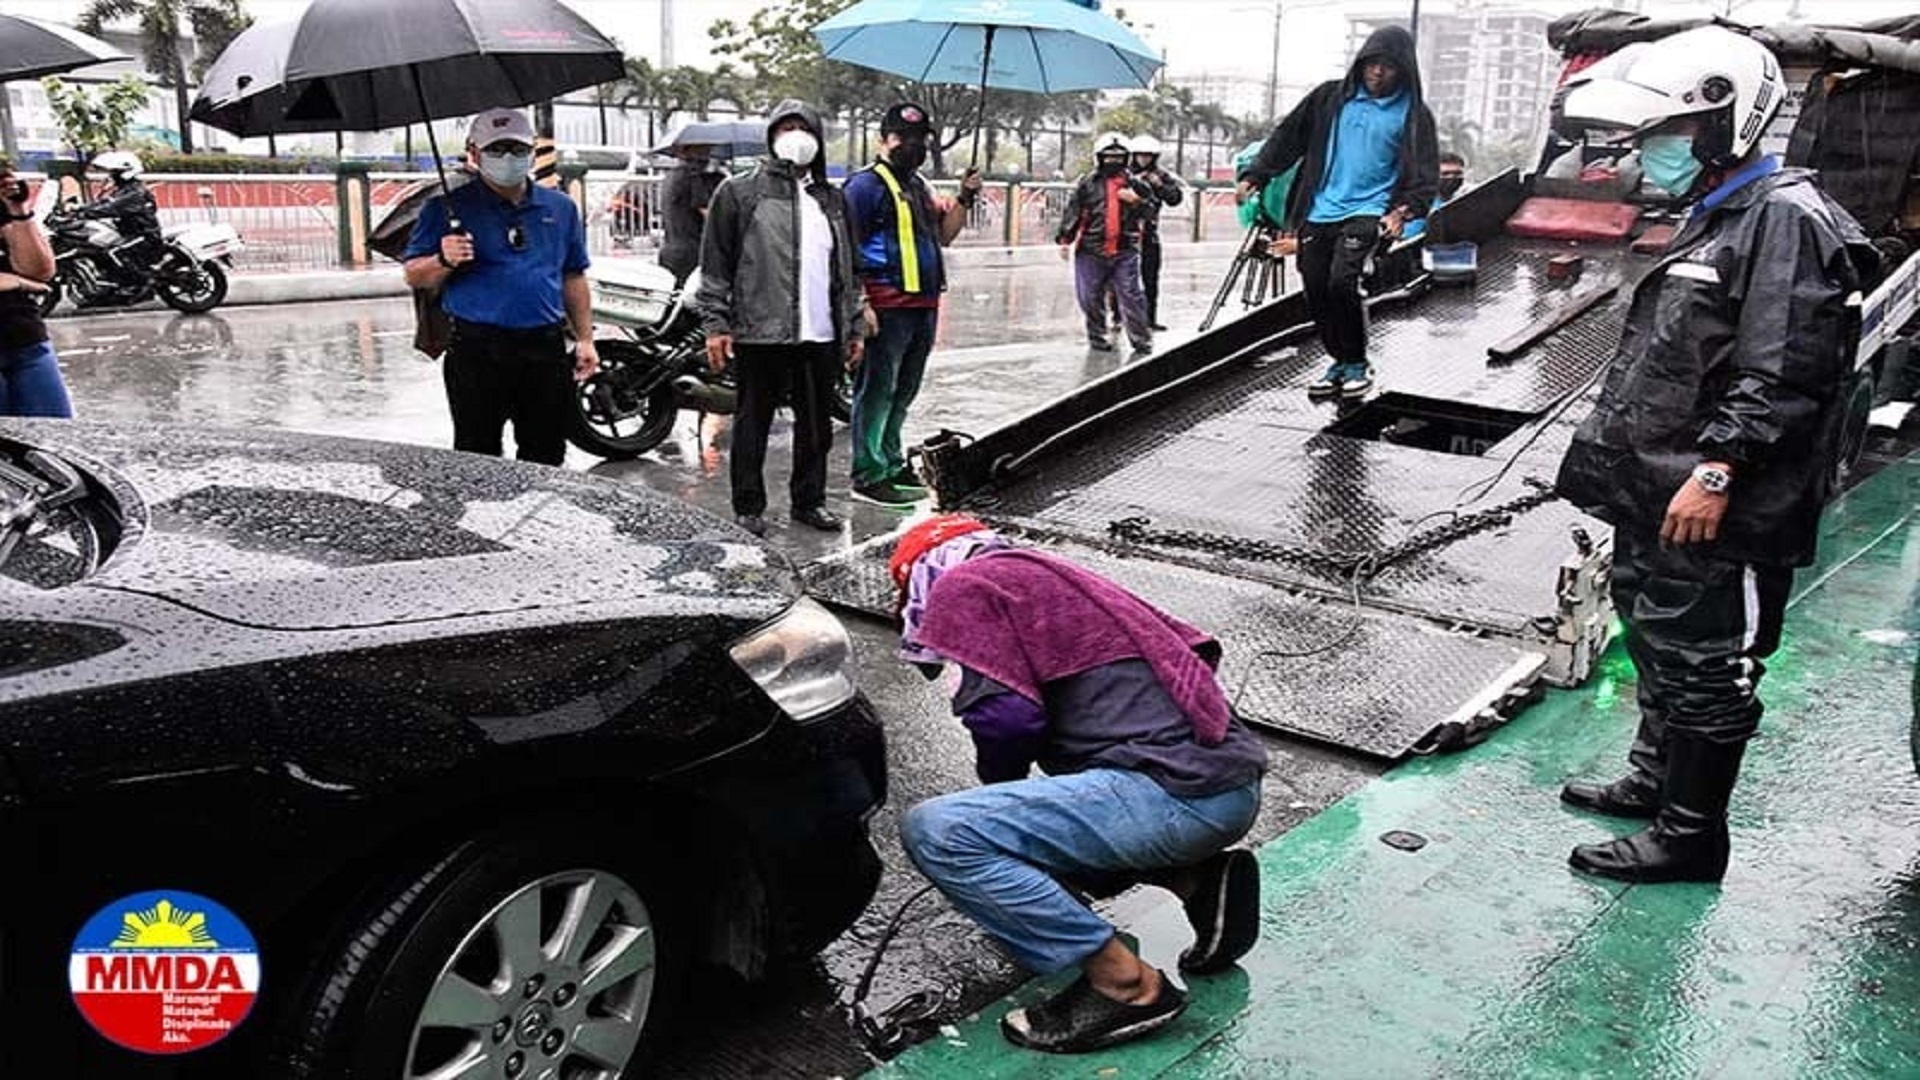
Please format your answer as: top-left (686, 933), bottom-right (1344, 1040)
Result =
top-left (36, 208), bottom-right (242, 316)
top-left (568, 259), bottom-right (853, 459)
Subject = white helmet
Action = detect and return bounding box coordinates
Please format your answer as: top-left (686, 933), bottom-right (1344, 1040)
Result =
top-left (91, 150), bottom-right (144, 179)
top-left (1093, 131), bottom-right (1129, 159)
top-left (1129, 133), bottom-right (1163, 157)
top-left (1554, 26), bottom-right (1783, 166)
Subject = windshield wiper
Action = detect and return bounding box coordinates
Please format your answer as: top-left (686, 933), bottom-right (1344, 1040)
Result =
top-left (0, 449), bottom-right (87, 570)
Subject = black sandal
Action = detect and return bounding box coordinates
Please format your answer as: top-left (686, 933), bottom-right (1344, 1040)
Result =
top-left (999, 970), bottom-right (1187, 1054)
top-left (1179, 848), bottom-right (1261, 974)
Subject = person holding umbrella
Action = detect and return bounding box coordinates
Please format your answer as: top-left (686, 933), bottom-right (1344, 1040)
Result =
top-left (403, 107), bottom-right (598, 467)
top-left (696, 101), bottom-right (867, 537)
top-left (842, 101), bottom-right (982, 508)
top-left (657, 142), bottom-right (724, 286)
top-left (0, 162), bottom-right (63, 417)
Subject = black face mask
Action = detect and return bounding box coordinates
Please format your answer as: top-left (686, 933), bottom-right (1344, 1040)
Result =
top-left (1438, 176), bottom-right (1464, 199)
top-left (1098, 156), bottom-right (1127, 174)
top-left (887, 140), bottom-right (928, 174)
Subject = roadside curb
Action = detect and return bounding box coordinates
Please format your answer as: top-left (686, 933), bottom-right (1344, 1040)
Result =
top-left (227, 270), bottom-right (412, 306)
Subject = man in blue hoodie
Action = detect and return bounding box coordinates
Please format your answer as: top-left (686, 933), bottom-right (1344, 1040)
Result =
top-left (1239, 26), bottom-right (1438, 399)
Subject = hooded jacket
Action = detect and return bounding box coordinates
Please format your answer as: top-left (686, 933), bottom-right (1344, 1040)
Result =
top-left (1555, 167), bottom-right (1881, 567)
top-left (695, 99), bottom-right (866, 345)
top-left (1241, 25), bottom-right (1439, 229)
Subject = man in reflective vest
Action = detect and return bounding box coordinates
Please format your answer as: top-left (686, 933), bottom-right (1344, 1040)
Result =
top-left (843, 102), bottom-right (984, 507)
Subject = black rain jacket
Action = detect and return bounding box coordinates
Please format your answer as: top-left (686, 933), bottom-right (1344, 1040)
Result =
top-left (1240, 25), bottom-right (1438, 230)
top-left (1555, 167), bottom-right (1882, 567)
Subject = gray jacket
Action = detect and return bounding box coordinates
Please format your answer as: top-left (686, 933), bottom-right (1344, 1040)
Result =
top-left (695, 106), bottom-right (865, 346)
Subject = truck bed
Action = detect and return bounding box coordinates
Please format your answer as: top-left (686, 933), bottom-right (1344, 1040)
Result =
top-left (808, 177), bottom-right (1648, 758)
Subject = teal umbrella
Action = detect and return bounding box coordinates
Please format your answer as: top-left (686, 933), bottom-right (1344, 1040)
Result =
top-left (812, 0), bottom-right (1162, 162)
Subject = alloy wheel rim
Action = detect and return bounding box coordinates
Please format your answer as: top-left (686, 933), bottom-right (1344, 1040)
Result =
top-left (403, 868), bottom-right (655, 1080)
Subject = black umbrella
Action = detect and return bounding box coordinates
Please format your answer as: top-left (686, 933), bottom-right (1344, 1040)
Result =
top-left (0, 14), bottom-right (129, 158)
top-left (189, 0), bottom-right (624, 190)
top-left (0, 13), bottom-right (128, 82)
top-left (644, 119), bottom-right (769, 161)
top-left (369, 169), bottom-right (474, 262)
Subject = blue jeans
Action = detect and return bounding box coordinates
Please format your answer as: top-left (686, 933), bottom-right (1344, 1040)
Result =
top-left (851, 306), bottom-right (937, 485)
top-left (0, 340), bottom-right (72, 418)
top-left (902, 769), bottom-right (1260, 974)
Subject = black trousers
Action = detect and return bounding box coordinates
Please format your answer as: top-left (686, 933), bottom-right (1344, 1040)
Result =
top-left (730, 340), bottom-right (839, 517)
top-left (1140, 235), bottom-right (1164, 323)
top-left (1296, 217), bottom-right (1379, 365)
top-left (1611, 526), bottom-right (1794, 746)
top-left (442, 318), bottom-right (572, 466)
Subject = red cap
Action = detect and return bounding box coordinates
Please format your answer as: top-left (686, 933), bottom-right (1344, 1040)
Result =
top-left (887, 513), bottom-right (990, 590)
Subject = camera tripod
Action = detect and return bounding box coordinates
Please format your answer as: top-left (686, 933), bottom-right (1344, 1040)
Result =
top-left (1200, 222), bottom-right (1291, 332)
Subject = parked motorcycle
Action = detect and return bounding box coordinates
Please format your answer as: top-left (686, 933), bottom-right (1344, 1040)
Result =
top-left (36, 208), bottom-right (242, 316)
top-left (569, 259), bottom-right (852, 459)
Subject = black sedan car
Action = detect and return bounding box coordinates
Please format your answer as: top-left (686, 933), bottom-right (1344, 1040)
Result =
top-left (0, 420), bottom-right (886, 1079)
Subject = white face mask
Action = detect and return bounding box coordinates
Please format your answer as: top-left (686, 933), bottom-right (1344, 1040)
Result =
top-left (772, 129), bottom-right (819, 167)
top-left (479, 149), bottom-right (531, 187)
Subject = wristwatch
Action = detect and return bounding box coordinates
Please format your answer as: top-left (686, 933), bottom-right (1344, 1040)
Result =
top-left (1692, 463), bottom-right (1732, 494)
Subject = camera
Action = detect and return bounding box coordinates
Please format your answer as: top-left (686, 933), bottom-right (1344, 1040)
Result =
top-left (4, 179), bottom-right (26, 204)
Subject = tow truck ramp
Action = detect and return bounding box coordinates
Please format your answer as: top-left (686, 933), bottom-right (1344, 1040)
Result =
top-left (808, 177), bottom-right (1626, 759)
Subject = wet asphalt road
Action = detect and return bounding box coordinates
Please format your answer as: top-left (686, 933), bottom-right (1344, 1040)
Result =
top-left (45, 259), bottom-right (1381, 1078)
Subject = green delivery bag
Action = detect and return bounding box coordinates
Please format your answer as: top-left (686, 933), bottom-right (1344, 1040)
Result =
top-left (1233, 140), bottom-right (1295, 230)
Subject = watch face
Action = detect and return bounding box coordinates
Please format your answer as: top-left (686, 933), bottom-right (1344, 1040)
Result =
top-left (1695, 467), bottom-right (1730, 492)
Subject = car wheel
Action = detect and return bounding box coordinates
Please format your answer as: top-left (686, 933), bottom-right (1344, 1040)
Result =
top-left (276, 829), bottom-right (680, 1080)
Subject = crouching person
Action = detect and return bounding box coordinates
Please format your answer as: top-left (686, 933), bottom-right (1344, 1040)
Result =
top-left (890, 514), bottom-right (1268, 1054)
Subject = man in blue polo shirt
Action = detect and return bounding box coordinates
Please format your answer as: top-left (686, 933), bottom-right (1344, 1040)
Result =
top-left (404, 107), bottom-right (598, 466)
top-left (1239, 26), bottom-right (1437, 400)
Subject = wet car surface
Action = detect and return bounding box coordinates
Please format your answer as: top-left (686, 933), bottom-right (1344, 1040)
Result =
top-left (0, 419), bottom-right (886, 1079)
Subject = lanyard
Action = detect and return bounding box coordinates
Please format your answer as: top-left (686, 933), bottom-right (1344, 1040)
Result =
top-left (874, 162), bottom-right (921, 293)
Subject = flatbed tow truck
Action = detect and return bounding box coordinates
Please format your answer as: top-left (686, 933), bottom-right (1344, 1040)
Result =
top-left (805, 9), bottom-right (1920, 765)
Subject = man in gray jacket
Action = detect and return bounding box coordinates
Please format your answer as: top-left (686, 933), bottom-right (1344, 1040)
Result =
top-left (697, 101), bottom-right (867, 536)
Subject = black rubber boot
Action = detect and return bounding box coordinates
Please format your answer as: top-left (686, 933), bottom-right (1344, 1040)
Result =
top-left (1569, 736), bottom-right (1746, 884)
top-left (1560, 710), bottom-right (1667, 818)
top-left (1560, 770), bottom-right (1661, 818)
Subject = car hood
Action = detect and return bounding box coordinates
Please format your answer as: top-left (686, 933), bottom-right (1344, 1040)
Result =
top-left (0, 421), bottom-right (797, 631)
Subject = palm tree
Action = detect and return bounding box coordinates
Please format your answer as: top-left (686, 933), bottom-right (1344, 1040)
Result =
top-left (1436, 115), bottom-right (1483, 169)
top-left (80, 0), bottom-right (251, 155)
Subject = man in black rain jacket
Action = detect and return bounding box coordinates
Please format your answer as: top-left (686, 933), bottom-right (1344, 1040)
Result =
top-left (1552, 27), bottom-right (1882, 884)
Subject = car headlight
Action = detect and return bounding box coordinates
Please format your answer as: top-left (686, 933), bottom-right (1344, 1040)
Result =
top-left (727, 597), bottom-right (858, 721)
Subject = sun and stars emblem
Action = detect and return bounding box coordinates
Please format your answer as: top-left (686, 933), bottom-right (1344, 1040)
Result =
top-left (111, 898), bottom-right (219, 949)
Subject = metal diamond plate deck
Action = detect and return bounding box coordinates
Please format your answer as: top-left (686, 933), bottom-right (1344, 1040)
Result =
top-left (812, 213), bottom-right (1646, 759)
top-left (945, 241), bottom-right (1635, 634)
top-left (805, 534), bottom-right (1543, 760)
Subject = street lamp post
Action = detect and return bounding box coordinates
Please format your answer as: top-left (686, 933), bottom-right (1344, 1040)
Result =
top-left (1268, 2), bottom-right (1282, 120)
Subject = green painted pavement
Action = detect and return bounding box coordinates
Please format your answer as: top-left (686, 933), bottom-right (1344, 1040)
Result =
top-left (876, 455), bottom-right (1920, 1080)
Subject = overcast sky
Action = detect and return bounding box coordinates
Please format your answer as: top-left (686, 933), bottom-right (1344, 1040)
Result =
top-left (6, 0), bottom-right (1915, 102)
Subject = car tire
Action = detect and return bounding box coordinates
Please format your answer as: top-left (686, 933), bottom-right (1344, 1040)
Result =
top-left (274, 825), bottom-right (682, 1080)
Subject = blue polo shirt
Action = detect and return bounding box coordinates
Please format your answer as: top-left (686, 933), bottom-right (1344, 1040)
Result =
top-left (1308, 87), bottom-right (1410, 224)
top-left (404, 180), bottom-right (590, 329)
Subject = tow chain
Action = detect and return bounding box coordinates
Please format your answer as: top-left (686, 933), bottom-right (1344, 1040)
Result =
top-left (1107, 479), bottom-right (1560, 582)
